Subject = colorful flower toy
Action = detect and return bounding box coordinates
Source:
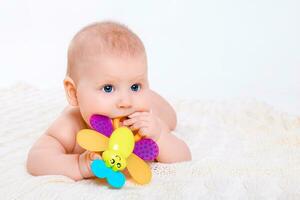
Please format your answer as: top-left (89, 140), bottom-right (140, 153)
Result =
top-left (90, 115), bottom-right (159, 161)
top-left (77, 116), bottom-right (153, 188)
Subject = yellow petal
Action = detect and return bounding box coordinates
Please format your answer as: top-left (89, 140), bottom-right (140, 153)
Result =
top-left (109, 127), bottom-right (135, 158)
top-left (127, 154), bottom-right (152, 184)
top-left (77, 129), bottom-right (108, 151)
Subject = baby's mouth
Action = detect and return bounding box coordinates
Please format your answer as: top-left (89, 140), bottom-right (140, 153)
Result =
top-left (114, 111), bottom-right (135, 118)
top-left (113, 111), bottom-right (135, 121)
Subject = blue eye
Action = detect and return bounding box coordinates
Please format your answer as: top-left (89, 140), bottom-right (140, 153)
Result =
top-left (102, 85), bottom-right (114, 93)
top-left (131, 83), bottom-right (141, 92)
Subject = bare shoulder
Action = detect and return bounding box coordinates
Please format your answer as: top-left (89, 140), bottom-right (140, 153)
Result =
top-left (147, 89), bottom-right (177, 130)
top-left (147, 90), bottom-right (172, 107)
top-left (45, 105), bottom-right (87, 153)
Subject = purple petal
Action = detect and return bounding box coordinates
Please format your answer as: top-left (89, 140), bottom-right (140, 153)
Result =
top-left (133, 138), bottom-right (159, 161)
top-left (90, 114), bottom-right (113, 137)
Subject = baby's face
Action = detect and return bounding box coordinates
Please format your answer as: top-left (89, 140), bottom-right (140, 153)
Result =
top-left (75, 54), bottom-right (150, 127)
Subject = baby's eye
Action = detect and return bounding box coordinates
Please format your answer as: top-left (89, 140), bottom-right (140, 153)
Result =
top-left (116, 163), bottom-right (121, 168)
top-left (102, 85), bottom-right (114, 93)
top-left (131, 83), bottom-right (141, 92)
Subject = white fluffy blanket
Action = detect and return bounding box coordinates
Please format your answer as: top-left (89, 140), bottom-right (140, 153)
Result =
top-left (1, 83), bottom-right (300, 199)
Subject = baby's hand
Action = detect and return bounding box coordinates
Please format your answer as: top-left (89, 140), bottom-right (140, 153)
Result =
top-left (123, 111), bottom-right (168, 141)
top-left (78, 151), bottom-right (101, 179)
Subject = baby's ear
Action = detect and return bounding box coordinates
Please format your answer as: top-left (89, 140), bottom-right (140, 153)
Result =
top-left (63, 76), bottom-right (78, 106)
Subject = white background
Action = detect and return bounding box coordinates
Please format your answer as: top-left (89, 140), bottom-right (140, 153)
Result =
top-left (0, 0), bottom-right (299, 115)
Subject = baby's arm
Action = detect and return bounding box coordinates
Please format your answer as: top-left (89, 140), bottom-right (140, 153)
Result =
top-left (26, 107), bottom-right (98, 180)
top-left (155, 123), bottom-right (192, 163)
top-left (124, 112), bottom-right (191, 163)
top-left (145, 91), bottom-right (191, 162)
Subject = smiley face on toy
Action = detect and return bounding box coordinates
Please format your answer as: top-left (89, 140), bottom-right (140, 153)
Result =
top-left (101, 125), bottom-right (134, 171)
top-left (102, 151), bottom-right (126, 171)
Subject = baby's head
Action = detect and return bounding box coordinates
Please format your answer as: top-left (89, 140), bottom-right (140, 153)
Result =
top-left (64, 21), bottom-right (150, 126)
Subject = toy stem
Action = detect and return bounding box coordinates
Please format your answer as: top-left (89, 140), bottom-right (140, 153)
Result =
top-left (134, 134), bottom-right (142, 141)
top-left (113, 117), bottom-right (142, 142)
top-left (113, 117), bottom-right (122, 130)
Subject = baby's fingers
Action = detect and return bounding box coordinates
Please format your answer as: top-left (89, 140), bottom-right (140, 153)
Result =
top-left (79, 151), bottom-right (97, 178)
top-left (137, 127), bottom-right (150, 137)
top-left (128, 111), bottom-right (150, 118)
top-left (89, 152), bottom-right (101, 161)
top-left (129, 120), bottom-right (148, 131)
top-left (123, 117), bottom-right (138, 126)
top-left (123, 115), bottom-right (150, 126)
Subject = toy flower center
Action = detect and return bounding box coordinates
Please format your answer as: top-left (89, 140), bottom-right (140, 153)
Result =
top-left (102, 150), bottom-right (127, 171)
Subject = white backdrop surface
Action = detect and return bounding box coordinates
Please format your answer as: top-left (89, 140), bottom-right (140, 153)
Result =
top-left (0, 0), bottom-right (299, 115)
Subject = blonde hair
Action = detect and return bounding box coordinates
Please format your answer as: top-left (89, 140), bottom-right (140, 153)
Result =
top-left (67, 21), bottom-right (145, 78)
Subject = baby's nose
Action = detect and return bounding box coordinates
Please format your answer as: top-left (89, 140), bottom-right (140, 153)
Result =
top-left (118, 102), bottom-right (132, 109)
top-left (117, 97), bottom-right (132, 109)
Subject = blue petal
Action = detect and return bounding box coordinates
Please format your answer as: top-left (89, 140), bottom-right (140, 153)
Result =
top-left (91, 159), bottom-right (126, 188)
top-left (91, 159), bottom-right (109, 178)
top-left (107, 170), bottom-right (126, 188)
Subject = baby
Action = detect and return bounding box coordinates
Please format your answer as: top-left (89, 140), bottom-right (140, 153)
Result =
top-left (27, 21), bottom-right (191, 181)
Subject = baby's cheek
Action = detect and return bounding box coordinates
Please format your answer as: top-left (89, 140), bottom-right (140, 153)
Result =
top-left (136, 94), bottom-right (151, 111)
top-left (89, 97), bottom-right (116, 117)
